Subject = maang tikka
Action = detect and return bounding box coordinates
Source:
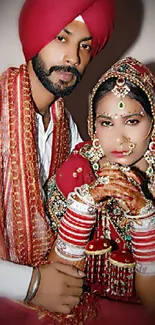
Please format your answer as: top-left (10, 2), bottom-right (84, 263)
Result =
top-left (111, 77), bottom-right (130, 109)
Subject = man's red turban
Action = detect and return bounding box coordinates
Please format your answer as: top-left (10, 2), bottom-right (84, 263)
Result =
top-left (19, 0), bottom-right (114, 61)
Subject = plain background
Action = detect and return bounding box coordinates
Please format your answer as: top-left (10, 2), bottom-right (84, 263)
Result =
top-left (0, 0), bottom-right (155, 140)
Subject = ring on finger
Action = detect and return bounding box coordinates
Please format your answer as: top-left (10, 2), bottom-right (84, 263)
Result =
top-left (96, 176), bottom-right (110, 185)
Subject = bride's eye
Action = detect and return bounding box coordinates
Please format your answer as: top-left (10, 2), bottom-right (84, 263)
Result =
top-left (101, 120), bottom-right (113, 127)
top-left (126, 119), bottom-right (140, 125)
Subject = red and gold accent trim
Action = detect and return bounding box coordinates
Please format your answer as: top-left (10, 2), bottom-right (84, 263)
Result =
top-left (0, 64), bottom-right (70, 266)
top-left (49, 99), bottom-right (70, 177)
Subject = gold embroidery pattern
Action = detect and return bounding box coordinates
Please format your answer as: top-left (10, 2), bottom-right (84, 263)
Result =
top-left (45, 175), bottom-right (67, 234)
top-left (49, 100), bottom-right (70, 177)
top-left (7, 65), bottom-right (53, 265)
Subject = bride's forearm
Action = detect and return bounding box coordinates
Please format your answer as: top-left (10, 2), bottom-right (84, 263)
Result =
top-left (48, 190), bottom-right (97, 270)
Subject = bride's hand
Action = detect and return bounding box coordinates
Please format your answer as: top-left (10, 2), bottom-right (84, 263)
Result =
top-left (90, 164), bottom-right (148, 214)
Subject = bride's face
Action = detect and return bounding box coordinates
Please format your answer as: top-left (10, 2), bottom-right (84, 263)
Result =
top-left (95, 92), bottom-right (152, 167)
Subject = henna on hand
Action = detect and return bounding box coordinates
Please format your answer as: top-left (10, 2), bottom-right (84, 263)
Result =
top-left (89, 164), bottom-right (149, 214)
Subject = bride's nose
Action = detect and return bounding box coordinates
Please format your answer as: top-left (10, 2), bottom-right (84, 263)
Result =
top-left (116, 136), bottom-right (129, 149)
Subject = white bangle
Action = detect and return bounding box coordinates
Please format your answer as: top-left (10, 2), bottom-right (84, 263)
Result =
top-left (56, 237), bottom-right (85, 260)
top-left (136, 262), bottom-right (155, 275)
top-left (125, 210), bottom-right (155, 230)
top-left (74, 185), bottom-right (96, 207)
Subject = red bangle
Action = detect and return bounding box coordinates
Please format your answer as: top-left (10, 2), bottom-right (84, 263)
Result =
top-left (131, 229), bottom-right (155, 238)
top-left (65, 214), bottom-right (93, 230)
top-left (132, 242), bottom-right (155, 251)
top-left (61, 220), bottom-right (91, 236)
top-left (58, 232), bottom-right (88, 247)
top-left (133, 255), bottom-right (155, 263)
top-left (59, 227), bottom-right (90, 242)
top-left (67, 207), bottom-right (96, 221)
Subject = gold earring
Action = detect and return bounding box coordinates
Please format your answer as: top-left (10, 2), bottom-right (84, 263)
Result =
top-left (88, 135), bottom-right (105, 172)
top-left (144, 126), bottom-right (155, 178)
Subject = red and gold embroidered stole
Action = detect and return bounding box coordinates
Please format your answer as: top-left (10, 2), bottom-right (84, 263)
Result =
top-left (0, 64), bottom-right (70, 266)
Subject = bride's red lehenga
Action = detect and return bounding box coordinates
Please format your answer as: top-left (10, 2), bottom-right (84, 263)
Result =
top-left (46, 57), bottom-right (155, 324)
top-left (46, 141), bottom-right (153, 325)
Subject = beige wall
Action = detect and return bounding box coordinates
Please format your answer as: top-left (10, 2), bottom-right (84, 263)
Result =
top-left (0, 0), bottom-right (24, 71)
top-left (0, 0), bottom-right (155, 139)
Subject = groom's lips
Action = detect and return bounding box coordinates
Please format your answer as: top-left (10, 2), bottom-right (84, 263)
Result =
top-left (59, 71), bottom-right (74, 82)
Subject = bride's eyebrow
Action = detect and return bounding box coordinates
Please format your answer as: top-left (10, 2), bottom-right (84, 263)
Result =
top-left (96, 114), bottom-right (112, 119)
top-left (122, 112), bottom-right (145, 119)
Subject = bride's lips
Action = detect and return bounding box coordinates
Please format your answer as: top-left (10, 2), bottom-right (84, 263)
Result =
top-left (111, 150), bottom-right (128, 157)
